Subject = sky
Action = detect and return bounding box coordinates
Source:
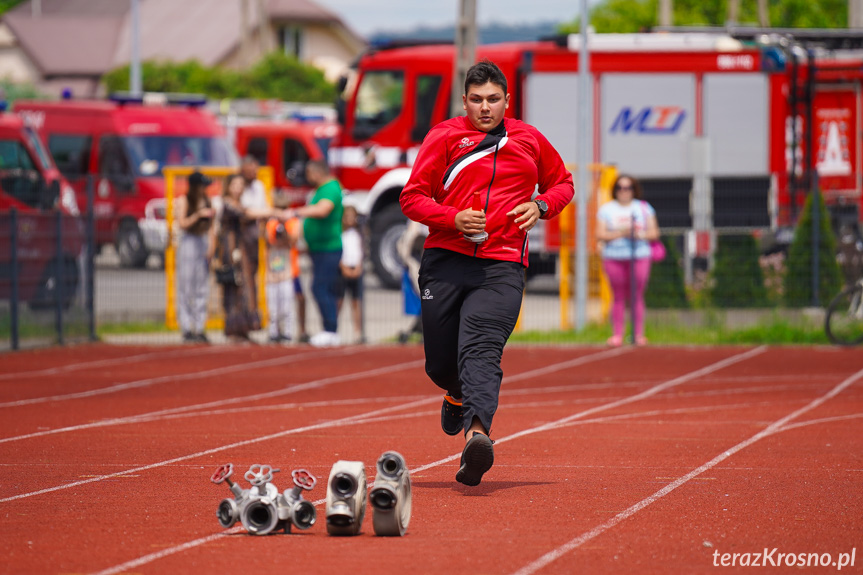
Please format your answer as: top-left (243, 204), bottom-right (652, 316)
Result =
top-left (314, 0), bottom-right (591, 37)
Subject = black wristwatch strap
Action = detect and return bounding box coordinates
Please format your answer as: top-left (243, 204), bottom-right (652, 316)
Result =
top-left (534, 199), bottom-right (548, 218)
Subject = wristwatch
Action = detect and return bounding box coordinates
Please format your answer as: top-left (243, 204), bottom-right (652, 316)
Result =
top-left (534, 199), bottom-right (548, 218)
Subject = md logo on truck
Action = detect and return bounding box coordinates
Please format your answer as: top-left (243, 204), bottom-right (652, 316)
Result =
top-left (610, 106), bottom-right (687, 134)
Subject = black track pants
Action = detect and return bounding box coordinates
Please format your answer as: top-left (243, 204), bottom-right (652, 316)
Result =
top-left (418, 248), bottom-right (525, 435)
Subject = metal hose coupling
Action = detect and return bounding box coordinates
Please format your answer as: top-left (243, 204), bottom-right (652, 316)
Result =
top-left (369, 451), bottom-right (412, 536)
top-left (210, 463), bottom-right (317, 536)
top-left (325, 460), bottom-right (367, 536)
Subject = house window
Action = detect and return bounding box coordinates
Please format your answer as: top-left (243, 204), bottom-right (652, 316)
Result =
top-left (278, 26), bottom-right (303, 59)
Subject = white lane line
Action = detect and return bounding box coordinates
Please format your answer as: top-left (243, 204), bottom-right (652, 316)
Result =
top-left (89, 394), bottom-right (785, 575)
top-left (0, 347), bottom-right (364, 408)
top-left (91, 526), bottom-right (246, 575)
top-left (775, 412), bottom-right (863, 433)
top-left (0, 346), bottom-right (228, 381)
top-left (411, 346), bottom-right (768, 475)
top-left (0, 360), bottom-right (426, 445)
top-left (510, 365), bottom-right (863, 575)
top-left (0, 347), bottom-right (627, 444)
top-left (0, 396), bottom-right (437, 504)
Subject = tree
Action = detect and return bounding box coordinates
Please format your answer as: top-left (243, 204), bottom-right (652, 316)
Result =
top-left (646, 236), bottom-right (689, 308)
top-left (559, 0), bottom-right (848, 33)
top-left (708, 234), bottom-right (769, 308)
top-left (783, 192), bottom-right (842, 308)
top-left (102, 53), bottom-right (336, 103)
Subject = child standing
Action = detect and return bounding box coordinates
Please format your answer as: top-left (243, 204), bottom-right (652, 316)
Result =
top-left (338, 205), bottom-right (364, 343)
top-left (265, 217), bottom-right (298, 343)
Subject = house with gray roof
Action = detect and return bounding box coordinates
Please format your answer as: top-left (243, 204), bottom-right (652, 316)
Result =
top-left (0, 0), bottom-right (366, 98)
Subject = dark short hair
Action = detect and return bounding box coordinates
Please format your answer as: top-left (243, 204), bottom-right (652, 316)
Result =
top-left (306, 159), bottom-right (329, 174)
top-left (464, 59), bottom-right (507, 95)
top-left (612, 174), bottom-right (643, 200)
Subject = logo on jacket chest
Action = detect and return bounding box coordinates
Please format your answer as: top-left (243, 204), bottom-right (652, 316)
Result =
top-left (458, 137), bottom-right (476, 149)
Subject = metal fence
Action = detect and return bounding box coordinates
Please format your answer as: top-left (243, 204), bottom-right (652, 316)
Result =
top-left (2, 176), bottom-right (854, 350)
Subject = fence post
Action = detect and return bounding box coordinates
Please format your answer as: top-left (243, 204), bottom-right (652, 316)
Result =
top-left (55, 210), bottom-right (64, 345)
top-left (10, 208), bottom-right (19, 350)
top-left (86, 176), bottom-right (96, 341)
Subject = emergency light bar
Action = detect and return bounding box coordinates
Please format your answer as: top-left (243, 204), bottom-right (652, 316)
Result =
top-left (109, 92), bottom-right (207, 107)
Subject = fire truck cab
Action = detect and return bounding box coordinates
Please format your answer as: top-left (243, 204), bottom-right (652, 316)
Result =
top-left (235, 118), bottom-right (339, 208)
top-left (333, 32), bottom-right (863, 288)
top-left (0, 102), bottom-right (83, 308)
top-left (16, 93), bottom-right (237, 267)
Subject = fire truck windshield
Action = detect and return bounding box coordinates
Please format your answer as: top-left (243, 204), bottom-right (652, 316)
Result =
top-left (122, 135), bottom-right (237, 176)
top-left (353, 70), bottom-right (404, 139)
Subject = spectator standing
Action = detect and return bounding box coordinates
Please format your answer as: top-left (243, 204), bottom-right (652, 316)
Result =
top-left (596, 174), bottom-right (660, 347)
top-left (176, 171), bottom-right (215, 343)
top-left (239, 155), bottom-right (276, 314)
top-left (264, 217), bottom-right (297, 343)
top-left (287, 160), bottom-right (344, 347)
top-left (397, 219), bottom-right (427, 343)
top-left (338, 205), bottom-right (365, 344)
top-left (400, 60), bottom-right (574, 486)
top-left (217, 173), bottom-right (261, 340)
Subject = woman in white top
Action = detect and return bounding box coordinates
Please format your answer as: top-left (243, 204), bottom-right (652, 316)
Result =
top-left (596, 174), bottom-right (660, 346)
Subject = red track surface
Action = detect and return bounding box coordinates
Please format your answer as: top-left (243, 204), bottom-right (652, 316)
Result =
top-left (0, 343), bottom-right (861, 574)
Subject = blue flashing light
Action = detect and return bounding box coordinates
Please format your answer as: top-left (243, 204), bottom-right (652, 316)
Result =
top-left (0, 101), bottom-right (7, 112)
top-left (109, 92), bottom-right (208, 107)
top-left (290, 111), bottom-right (326, 122)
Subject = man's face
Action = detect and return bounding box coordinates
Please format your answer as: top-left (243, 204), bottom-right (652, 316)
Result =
top-left (463, 81), bottom-right (509, 132)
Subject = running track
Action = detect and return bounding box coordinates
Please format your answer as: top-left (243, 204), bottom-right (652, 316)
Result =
top-left (0, 343), bottom-right (861, 574)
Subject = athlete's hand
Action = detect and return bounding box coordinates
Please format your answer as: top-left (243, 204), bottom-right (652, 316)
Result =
top-left (508, 202), bottom-right (540, 231)
top-left (455, 208), bottom-right (486, 235)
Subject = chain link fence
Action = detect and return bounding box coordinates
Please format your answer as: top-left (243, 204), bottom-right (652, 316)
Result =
top-left (3, 174), bottom-right (857, 349)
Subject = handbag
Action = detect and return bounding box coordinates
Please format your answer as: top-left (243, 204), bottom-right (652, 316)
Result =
top-left (650, 240), bottom-right (666, 263)
top-left (639, 200), bottom-right (665, 262)
top-left (215, 265), bottom-right (239, 286)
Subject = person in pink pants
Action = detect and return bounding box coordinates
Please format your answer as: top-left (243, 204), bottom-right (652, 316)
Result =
top-left (596, 174), bottom-right (660, 346)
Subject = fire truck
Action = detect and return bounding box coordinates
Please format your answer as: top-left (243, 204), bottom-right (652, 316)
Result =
top-left (0, 103), bottom-right (83, 309)
top-left (331, 31), bottom-right (863, 289)
top-left (16, 93), bottom-right (237, 268)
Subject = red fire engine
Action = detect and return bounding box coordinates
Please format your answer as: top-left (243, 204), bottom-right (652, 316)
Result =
top-left (332, 31), bottom-right (863, 288)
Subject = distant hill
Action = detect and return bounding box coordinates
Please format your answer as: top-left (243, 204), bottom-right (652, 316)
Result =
top-left (368, 21), bottom-right (562, 45)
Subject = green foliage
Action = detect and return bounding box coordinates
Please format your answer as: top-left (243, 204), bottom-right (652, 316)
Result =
top-left (508, 311), bottom-right (829, 345)
top-left (559, 0), bottom-right (848, 33)
top-left (0, 0), bottom-right (25, 15)
top-left (646, 236), bottom-right (689, 308)
top-left (783, 192), bottom-right (842, 307)
top-left (1, 79), bottom-right (48, 103)
top-left (708, 234), bottom-right (768, 307)
top-left (102, 53), bottom-right (336, 103)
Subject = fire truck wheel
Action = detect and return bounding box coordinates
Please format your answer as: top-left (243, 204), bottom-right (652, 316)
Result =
top-left (29, 256), bottom-right (79, 311)
top-left (370, 203), bottom-right (407, 290)
top-left (117, 220), bottom-right (148, 268)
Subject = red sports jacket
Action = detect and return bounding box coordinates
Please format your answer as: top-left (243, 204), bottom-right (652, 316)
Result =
top-left (400, 115), bottom-right (574, 265)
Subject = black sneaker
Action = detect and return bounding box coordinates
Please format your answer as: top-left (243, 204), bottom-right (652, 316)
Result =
top-left (456, 432), bottom-right (494, 487)
top-left (182, 332), bottom-right (196, 343)
top-left (441, 395), bottom-right (464, 436)
top-left (195, 333), bottom-right (210, 344)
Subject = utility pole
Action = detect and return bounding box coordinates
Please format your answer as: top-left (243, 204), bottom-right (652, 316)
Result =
top-left (851, 0), bottom-right (863, 28)
top-left (451, 0), bottom-right (477, 118)
top-left (576, 0), bottom-right (590, 330)
top-left (758, 0), bottom-right (769, 27)
top-left (130, 0), bottom-right (141, 95)
top-left (727, 0), bottom-right (740, 26)
top-left (255, 0), bottom-right (274, 55)
top-left (658, 0), bottom-right (673, 27)
top-left (240, 0), bottom-right (251, 66)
